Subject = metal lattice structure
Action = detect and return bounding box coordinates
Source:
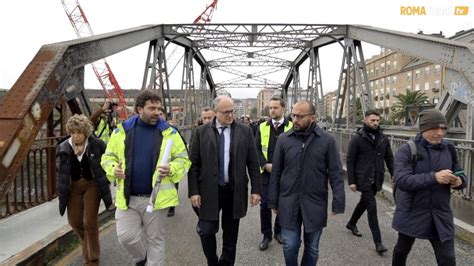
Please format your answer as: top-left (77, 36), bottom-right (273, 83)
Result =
top-left (0, 24), bottom-right (473, 201)
top-left (61, 0), bottom-right (128, 119)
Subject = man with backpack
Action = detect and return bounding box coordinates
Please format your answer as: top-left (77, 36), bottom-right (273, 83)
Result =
top-left (345, 110), bottom-right (394, 255)
top-left (392, 109), bottom-right (466, 266)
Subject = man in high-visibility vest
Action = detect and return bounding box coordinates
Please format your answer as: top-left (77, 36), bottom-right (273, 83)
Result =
top-left (90, 100), bottom-right (116, 144)
top-left (255, 95), bottom-right (293, 251)
top-left (101, 90), bottom-right (190, 265)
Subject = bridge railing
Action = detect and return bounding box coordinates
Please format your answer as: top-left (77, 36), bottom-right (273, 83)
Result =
top-left (329, 129), bottom-right (474, 200)
top-left (0, 137), bottom-right (60, 219)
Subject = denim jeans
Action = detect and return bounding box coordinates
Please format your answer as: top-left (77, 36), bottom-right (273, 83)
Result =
top-left (281, 227), bottom-right (322, 266)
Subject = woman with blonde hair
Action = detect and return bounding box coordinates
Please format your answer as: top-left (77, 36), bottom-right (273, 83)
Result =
top-left (57, 114), bottom-right (112, 265)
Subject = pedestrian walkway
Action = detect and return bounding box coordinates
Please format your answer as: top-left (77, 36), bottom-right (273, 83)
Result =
top-left (0, 197), bottom-right (109, 265)
top-left (60, 178), bottom-right (474, 265)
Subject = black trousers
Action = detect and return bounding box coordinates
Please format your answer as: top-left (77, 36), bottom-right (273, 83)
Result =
top-left (348, 184), bottom-right (382, 244)
top-left (392, 232), bottom-right (456, 266)
top-left (198, 185), bottom-right (240, 266)
top-left (260, 172), bottom-right (281, 239)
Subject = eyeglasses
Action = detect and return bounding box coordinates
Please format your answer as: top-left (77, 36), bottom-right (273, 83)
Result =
top-left (218, 110), bottom-right (234, 116)
top-left (291, 113), bottom-right (314, 120)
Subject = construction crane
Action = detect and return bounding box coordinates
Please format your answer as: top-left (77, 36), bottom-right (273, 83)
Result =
top-left (162, 0), bottom-right (219, 79)
top-left (194, 0), bottom-right (219, 24)
top-left (149, 0), bottom-right (218, 90)
top-left (61, 0), bottom-right (128, 119)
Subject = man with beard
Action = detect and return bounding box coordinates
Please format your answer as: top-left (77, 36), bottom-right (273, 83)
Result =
top-left (255, 96), bottom-right (292, 251)
top-left (345, 110), bottom-right (394, 255)
top-left (269, 100), bottom-right (345, 265)
top-left (101, 90), bottom-right (190, 265)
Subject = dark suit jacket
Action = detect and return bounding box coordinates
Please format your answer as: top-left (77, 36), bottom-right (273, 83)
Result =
top-left (188, 119), bottom-right (261, 221)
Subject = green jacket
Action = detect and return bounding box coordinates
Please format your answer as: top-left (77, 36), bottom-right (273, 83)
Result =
top-left (95, 119), bottom-right (111, 144)
top-left (101, 115), bottom-right (190, 210)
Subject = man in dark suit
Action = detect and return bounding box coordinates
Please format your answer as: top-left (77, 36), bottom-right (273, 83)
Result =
top-left (188, 95), bottom-right (262, 266)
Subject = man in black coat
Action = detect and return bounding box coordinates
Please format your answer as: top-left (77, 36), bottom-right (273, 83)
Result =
top-left (392, 109), bottom-right (466, 265)
top-left (345, 109), bottom-right (394, 255)
top-left (268, 101), bottom-right (345, 266)
top-left (188, 96), bottom-right (261, 266)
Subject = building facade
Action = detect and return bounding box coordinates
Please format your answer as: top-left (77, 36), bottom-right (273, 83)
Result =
top-left (257, 88), bottom-right (277, 117)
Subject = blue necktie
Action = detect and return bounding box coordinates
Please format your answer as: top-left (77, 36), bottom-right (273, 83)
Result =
top-left (218, 127), bottom-right (227, 186)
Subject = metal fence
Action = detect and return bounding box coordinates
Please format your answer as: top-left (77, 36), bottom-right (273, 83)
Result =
top-left (0, 137), bottom-right (58, 218)
top-left (329, 129), bottom-right (474, 200)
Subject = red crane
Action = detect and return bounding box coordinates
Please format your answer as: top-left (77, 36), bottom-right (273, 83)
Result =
top-left (194, 0), bottom-right (219, 24)
top-left (61, 0), bottom-right (128, 119)
top-left (152, 0), bottom-right (219, 88)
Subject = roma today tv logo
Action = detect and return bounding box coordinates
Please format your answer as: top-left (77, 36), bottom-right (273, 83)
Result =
top-left (399, 4), bottom-right (469, 16)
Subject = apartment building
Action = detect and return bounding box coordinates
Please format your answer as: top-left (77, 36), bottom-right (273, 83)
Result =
top-left (257, 88), bottom-right (277, 116)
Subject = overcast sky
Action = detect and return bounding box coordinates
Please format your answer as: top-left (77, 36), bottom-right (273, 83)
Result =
top-left (0, 0), bottom-right (472, 99)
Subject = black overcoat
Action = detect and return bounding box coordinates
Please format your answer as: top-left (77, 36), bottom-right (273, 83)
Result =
top-left (268, 125), bottom-right (345, 233)
top-left (346, 127), bottom-right (394, 191)
top-left (392, 134), bottom-right (466, 242)
top-left (188, 119), bottom-right (261, 220)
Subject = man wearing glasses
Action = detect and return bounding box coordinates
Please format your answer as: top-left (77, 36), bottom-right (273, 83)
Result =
top-left (392, 109), bottom-right (465, 265)
top-left (188, 95), bottom-right (261, 265)
top-left (268, 100), bottom-right (345, 266)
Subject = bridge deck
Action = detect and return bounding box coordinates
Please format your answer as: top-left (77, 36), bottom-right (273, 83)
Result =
top-left (58, 178), bottom-right (474, 265)
top-left (1, 174), bottom-right (473, 265)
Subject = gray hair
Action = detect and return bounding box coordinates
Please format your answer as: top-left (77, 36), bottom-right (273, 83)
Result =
top-left (212, 96), bottom-right (233, 110)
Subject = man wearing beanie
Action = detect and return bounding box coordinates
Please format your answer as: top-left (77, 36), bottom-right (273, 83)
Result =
top-left (392, 109), bottom-right (466, 265)
top-left (345, 109), bottom-right (394, 255)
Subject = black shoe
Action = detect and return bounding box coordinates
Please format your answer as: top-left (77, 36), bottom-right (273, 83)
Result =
top-left (274, 233), bottom-right (284, 244)
top-left (259, 237), bottom-right (271, 251)
top-left (375, 243), bottom-right (388, 254)
top-left (167, 207), bottom-right (175, 217)
top-left (136, 257), bottom-right (147, 266)
top-left (346, 223), bottom-right (362, 237)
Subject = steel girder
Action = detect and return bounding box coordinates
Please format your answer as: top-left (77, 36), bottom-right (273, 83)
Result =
top-left (346, 25), bottom-right (474, 88)
top-left (2, 23), bottom-right (474, 200)
top-left (346, 25), bottom-right (473, 139)
top-left (333, 39), bottom-right (374, 128)
top-left (141, 39), bottom-right (172, 112)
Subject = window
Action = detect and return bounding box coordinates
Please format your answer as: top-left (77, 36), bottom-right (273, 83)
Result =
top-left (375, 67), bottom-right (379, 75)
top-left (392, 76), bottom-right (397, 84)
top-left (415, 69), bottom-right (420, 80)
top-left (392, 88), bottom-right (397, 96)
top-left (393, 61), bottom-right (398, 70)
top-left (375, 80), bottom-right (379, 86)
top-left (424, 82), bottom-right (430, 91)
top-left (407, 85), bottom-right (412, 91)
top-left (381, 63), bottom-right (385, 73)
top-left (370, 81), bottom-right (374, 88)
top-left (381, 79), bottom-right (385, 87)
top-left (415, 84), bottom-right (420, 91)
top-left (435, 65), bottom-right (441, 75)
top-left (387, 61), bottom-right (391, 71)
top-left (424, 67), bottom-right (430, 76)
top-left (433, 97), bottom-right (439, 104)
top-left (434, 80), bottom-right (440, 89)
top-left (407, 72), bottom-right (412, 81)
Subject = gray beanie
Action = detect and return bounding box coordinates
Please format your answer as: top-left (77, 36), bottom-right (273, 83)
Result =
top-left (418, 109), bottom-right (447, 132)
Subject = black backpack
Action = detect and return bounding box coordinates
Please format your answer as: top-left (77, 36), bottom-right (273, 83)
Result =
top-left (392, 140), bottom-right (457, 201)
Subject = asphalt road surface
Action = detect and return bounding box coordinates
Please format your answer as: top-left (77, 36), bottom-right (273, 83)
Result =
top-left (60, 177), bottom-right (474, 265)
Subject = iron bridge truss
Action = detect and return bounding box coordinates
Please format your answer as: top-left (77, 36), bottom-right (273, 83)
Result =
top-left (0, 24), bottom-right (473, 200)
